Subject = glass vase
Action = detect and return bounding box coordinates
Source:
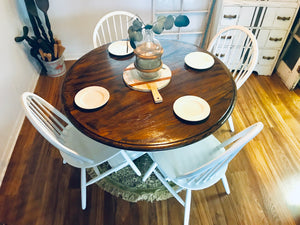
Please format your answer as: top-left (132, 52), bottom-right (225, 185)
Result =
top-left (134, 29), bottom-right (164, 80)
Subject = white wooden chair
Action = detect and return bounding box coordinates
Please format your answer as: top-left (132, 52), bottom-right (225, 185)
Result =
top-left (207, 25), bottom-right (259, 132)
top-left (143, 122), bottom-right (263, 225)
top-left (93, 11), bottom-right (138, 48)
top-left (22, 92), bottom-right (144, 210)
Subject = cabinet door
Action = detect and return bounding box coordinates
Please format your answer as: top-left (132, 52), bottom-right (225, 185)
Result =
top-left (277, 58), bottom-right (300, 90)
top-left (262, 7), bottom-right (296, 29)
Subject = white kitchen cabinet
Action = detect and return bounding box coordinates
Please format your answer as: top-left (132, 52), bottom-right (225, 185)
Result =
top-left (209, 0), bottom-right (299, 76)
top-left (276, 12), bottom-right (300, 90)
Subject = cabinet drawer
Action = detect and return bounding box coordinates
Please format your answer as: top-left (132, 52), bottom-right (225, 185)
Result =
top-left (262, 7), bottom-right (296, 29)
top-left (213, 47), bottom-right (244, 69)
top-left (213, 28), bottom-right (248, 46)
top-left (221, 7), bottom-right (240, 26)
top-left (257, 30), bottom-right (287, 48)
top-left (265, 30), bottom-right (287, 48)
top-left (258, 49), bottom-right (279, 65)
top-left (221, 6), bottom-right (255, 27)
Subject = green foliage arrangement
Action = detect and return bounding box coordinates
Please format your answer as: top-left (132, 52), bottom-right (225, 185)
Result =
top-left (128, 15), bottom-right (190, 48)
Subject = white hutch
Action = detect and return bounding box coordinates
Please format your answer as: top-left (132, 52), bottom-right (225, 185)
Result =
top-left (209, 0), bottom-right (299, 76)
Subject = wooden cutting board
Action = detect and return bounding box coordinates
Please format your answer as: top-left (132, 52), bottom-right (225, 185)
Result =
top-left (123, 63), bottom-right (172, 92)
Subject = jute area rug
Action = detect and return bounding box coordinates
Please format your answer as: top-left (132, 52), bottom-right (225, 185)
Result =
top-left (87, 154), bottom-right (177, 202)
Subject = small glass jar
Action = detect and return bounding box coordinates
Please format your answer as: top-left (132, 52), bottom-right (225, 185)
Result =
top-left (134, 29), bottom-right (163, 80)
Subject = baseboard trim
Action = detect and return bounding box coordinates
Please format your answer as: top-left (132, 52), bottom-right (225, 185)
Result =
top-left (0, 111), bottom-right (25, 186)
top-left (0, 75), bottom-right (38, 186)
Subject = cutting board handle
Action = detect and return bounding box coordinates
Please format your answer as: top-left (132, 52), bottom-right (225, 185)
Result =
top-left (148, 83), bottom-right (163, 103)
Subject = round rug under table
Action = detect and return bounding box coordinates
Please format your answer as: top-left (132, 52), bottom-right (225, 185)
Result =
top-left (87, 154), bottom-right (178, 202)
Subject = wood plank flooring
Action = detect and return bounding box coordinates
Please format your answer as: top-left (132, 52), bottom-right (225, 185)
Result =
top-left (0, 61), bottom-right (300, 225)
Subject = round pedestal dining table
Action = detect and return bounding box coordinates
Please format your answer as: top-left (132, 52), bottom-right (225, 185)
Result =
top-left (61, 40), bottom-right (236, 151)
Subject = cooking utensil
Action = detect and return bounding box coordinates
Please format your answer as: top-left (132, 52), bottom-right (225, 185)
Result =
top-left (35, 0), bottom-right (55, 45)
top-left (30, 48), bottom-right (47, 73)
top-left (57, 44), bottom-right (65, 57)
top-left (45, 53), bottom-right (52, 62)
top-left (39, 48), bottom-right (45, 60)
top-left (15, 26), bottom-right (39, 50)
top-left (24, 0), bottom-right (40, 38)
top-left (54, 43), bottom-right (58, 58)
top-left (55, 39), bottom-right (61, 44)
top-left (14, 26), bottom-right (30, 43)
top-left (25, 0), bottom-right (49, 43)
top-left (37, 38), bottom-right (53, 54)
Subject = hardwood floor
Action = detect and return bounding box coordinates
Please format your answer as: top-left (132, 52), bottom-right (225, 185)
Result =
top-left (0, 61), bottom-right (300, 225)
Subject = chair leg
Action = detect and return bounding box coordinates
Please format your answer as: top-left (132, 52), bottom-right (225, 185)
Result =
top-left (120, 151), bottom-right (141, 176)
top-left (93, 166), bottom-right (100, 176)
top-left (222, 175), bottom-right (230, 194)
top-left (184, 189), bottom-right (192, 225)
top-left (153, 170), bottom-right (185, 206)
top-left (142, 162), bottom-right (157, 182)
top-left (228, 115), bottom-right (235, 132)
top-left (81, 168), bottom-right (87, 210)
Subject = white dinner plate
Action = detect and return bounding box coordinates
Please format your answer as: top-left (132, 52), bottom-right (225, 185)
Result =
top-left (173, 95), bottom-right (210, 122)
top-left (108, 41), bottom-right (133, 56)
top-left (74, 86), bottom-right (110, 110)
top-left (184, 52), bottom-right (214, 70)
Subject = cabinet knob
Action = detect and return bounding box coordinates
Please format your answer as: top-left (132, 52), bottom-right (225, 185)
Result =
top-left (297, 66), bottom-right (300, 74)
top-left (269, 37), bottom-right (283, 42)
top-left (216, 53), bottom-right (225, 57)
top-left (221, 35), bottom-right (232, 39)
top-left (223, 14), bottom-right (237, 19)
top-left (277, 16), bottom-right (291, 21)
top-left (263, 56), bottom-right (275, 60)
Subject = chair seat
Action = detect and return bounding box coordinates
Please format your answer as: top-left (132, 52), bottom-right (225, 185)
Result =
top-left (59, 125), bottom-right (122, 168)
top-left (144, 122), bottom-right (263, 225)
top-left (151, 135), bottom-right (227, 190)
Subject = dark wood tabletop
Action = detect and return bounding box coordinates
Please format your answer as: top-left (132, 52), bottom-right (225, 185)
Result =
top-left (61, 40), bottom-right (236, 151)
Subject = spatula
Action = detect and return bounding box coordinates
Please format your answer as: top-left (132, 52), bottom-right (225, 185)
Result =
top-left (25, 0), bottom-right (49, 43)
top-left (24, 0), bottom-right (40, 39)
top-left (35, 0), bottom-right (55, 45)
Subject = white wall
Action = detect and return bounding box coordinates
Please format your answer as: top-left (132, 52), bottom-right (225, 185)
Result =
top-left (49, 0), bottom-right (152, 59)
top-left (0, 0), bottom-right (153, 185)
top-left (0, 0), bottom-right (40, 185)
